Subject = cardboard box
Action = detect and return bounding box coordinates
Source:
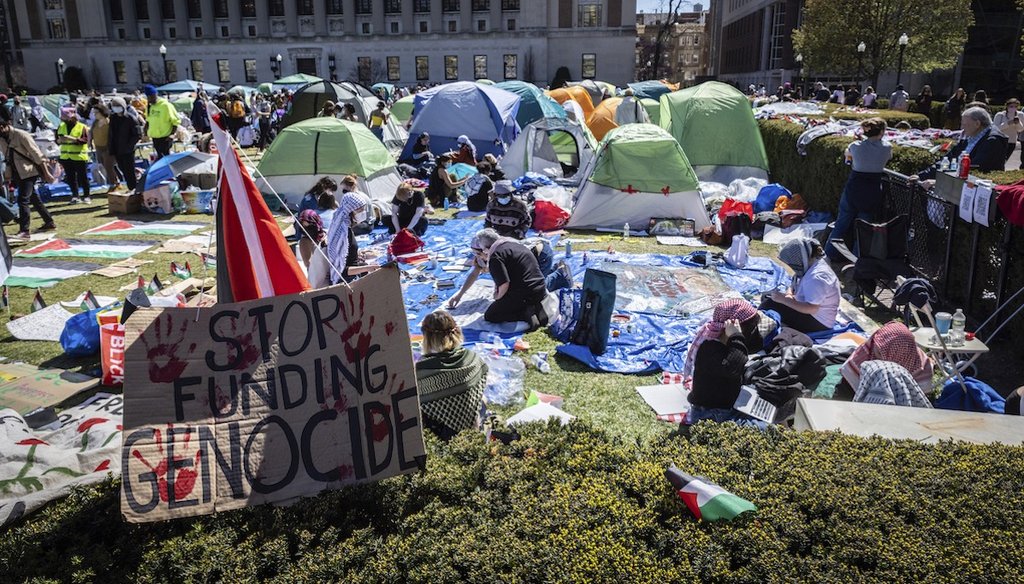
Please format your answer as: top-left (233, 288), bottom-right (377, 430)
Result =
top-left (108, 192), bottom-right (141, 215)
top-left (180, 170), bottom-right (218, 190)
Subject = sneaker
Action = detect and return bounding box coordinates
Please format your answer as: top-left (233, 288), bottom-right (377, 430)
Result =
top-left (13, 231), bottom-right (30, 241)
top-left (69, 197), bottom-right (81, 204)
top-left (82, 197), bottom-right (92, 204)
top-left (37, 223), bottom-right (56, 232)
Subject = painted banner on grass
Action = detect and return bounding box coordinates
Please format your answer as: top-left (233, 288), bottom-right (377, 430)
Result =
top-left (81, 220), bottom-right (206, 237)
top-left (599, 262), bottom-right (739, 316)
top-left (120, 265), bottom-right (424, 523)
top-left (4, 259), bottom-right (104, 287)
top-left (15, 238), bottom-right (158, 259)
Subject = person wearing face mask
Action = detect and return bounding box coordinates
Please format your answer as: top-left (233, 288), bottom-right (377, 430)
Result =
top-left (0, 119), bottom-right (56, 240)
top-left (485, 180), bottom-right (531, 239)
top-left (390, 183), bottom-right (428, 235)
top-left (911, 106), bottom-right (1008, 187)
top-left (107, 97), bottom-right (141, 193)
top-left (324, 179), bottom-right (372, 285)
top-left (89, 104), bottom-right (118, 190)
top-left (425, 153), bottom-right (468, 207)
top-left (57, 107), bottom-right (91, 204)
top-left (759, 238), bottom-right (840, 334)
top-left (10, 97), bottom-right (30, 132)
top-left (994, 98), bottom-right (1024, 166)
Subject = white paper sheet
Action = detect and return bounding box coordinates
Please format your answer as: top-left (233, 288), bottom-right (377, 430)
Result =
top-left (506, 402), bottom-right (575, 426)
top-left (635, 383), bottom-right (691, 416)
top-left (5, 304), bottom-right (75, 341)
top-left (959, 183), bottom-right (976, 223)
top-left (972, 184), bottom-right (992, 227)
top-left (656, 235), bottom-right (707, 247)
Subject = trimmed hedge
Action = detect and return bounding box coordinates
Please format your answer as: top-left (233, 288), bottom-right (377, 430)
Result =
top-left (757, 119), bottom-right (939, 212)
top-left (3, 422), bottom-right (1024, 583)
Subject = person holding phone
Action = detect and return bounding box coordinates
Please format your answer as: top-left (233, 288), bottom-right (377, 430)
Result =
top-left (994, 98), bottom-right (1024, 167)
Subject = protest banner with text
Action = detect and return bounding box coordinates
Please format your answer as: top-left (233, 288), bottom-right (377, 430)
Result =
top-left (120, 265), bottom-right (424, 523)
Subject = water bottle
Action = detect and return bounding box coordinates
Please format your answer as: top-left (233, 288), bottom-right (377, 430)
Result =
top-left (565, 240), bottom-right (573, 258)
top-left (950, 308), bottom-right (966, 346)
top-left (531, 352), bottom-right (551, 374)
top-left (623, 222), bottom-right (630, 239)
top-left (443, 197), bottom-right (449, 211)
top-left (949, 157), bottom-right (958, 174)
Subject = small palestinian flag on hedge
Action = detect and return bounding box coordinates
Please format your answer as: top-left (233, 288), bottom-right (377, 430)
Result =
top-left (31, 289), bottom-right (46, 313)
top-left (171, 261), bottom-right (192, 280)
top-left (665, 464), bottom-right (756, 522)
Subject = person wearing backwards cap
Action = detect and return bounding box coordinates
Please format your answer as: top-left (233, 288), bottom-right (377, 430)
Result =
top-left (143, 84), bottom-right (179, 160)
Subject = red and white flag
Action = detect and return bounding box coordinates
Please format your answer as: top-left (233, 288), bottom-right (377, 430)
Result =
top-left (208, 104), bottom-right (309, 302)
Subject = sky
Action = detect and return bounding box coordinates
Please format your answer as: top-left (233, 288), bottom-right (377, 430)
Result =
top-left (636, 0), bottom-right (707, 13)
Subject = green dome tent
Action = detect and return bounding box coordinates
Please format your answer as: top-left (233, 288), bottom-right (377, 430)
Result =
top-left (659, 81), bottom-right (769, 182)
top-left (496, 80), bottom-right (566, 129)
top-left (640, 98), bottom-right (661, 126)
top-left (567, 124), bottom-right (709, 231)
top-left (390, 94), bottom-right (415, 125)
top-left (281, 80), bottom-right (407, 149)
top-left (254, 117), bottom-right (402, 208)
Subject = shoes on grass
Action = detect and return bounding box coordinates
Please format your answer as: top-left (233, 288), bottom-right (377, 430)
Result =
top-left (37, 223), bottom-right (56, 232)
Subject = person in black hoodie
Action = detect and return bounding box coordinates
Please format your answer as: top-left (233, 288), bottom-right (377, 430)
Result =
top-left (107, 97), bottom-right (141, 192)
top-left (912, 106), bottom-right (1007, 186)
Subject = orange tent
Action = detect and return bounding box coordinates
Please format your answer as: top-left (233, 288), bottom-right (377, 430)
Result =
top-left (586, 97), bottom-right (622, 141)
top-left (547, 86), bottom-right (595, 120)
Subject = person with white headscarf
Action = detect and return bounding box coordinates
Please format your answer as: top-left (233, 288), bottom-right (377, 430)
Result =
top-left (614, 88), bottom-right (650, 126)
top-left (324, 175), bottom-right (371, 285)
top-left (452, 135), bottom-right (478, 166)
top-left (760, 238), bottom-right (840, 333)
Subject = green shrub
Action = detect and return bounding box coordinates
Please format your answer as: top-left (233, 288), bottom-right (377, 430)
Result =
top-left (757, 119), bottom-right (939, 212)
top-left (3, 423), bottom-right (1024, 583)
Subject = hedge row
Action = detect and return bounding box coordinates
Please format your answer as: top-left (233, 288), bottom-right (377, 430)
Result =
top-left (4, 422), bottom-right (1024, 583)
top-left (757, 119), bottom-right (939, 212)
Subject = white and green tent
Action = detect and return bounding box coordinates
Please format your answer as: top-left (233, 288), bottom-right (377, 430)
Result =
top-left (254, 117), bottom-right (402, 208)
top-left (501, 117), bottom-right (597, 186)
top-left (567, 125), bottom-right (710, 231)
top-left (659, 81), bottom-right (769, 183)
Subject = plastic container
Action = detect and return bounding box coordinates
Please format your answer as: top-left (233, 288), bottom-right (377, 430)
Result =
top-left (565, 240), bottom-right (573, 258)
top-left (531, 352), bottom-right (551, 374)
top-left (623, 222), bottom-right (630, 239)
top-left (959, 154), bottom-right (971, 179)
top-left (476, 350), bottom-right (526, 405)
top-left (950, 308), bottom-right (966, 346)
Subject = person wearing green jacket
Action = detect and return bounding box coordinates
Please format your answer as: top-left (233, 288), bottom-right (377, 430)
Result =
top-left (143, 84), bottom-right (179, 160)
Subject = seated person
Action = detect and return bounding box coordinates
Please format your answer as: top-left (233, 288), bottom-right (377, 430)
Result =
top-left (390, 183), bottom-right (428, 236)
top-left (296, 209), bottom-right (326, 270)
top-left (912, 106), bottom-right (1008, 186)
top-left (411, 132), bottom-right (434, 166)
top-left (482, 153), bottom-right (506, 181)
top-left (682, 299), bottom-right (767, 429)
top-left (325, 190), bottom-right (372, 285)
top-left (426, 154), bottom-right (468, 207)
top-left (761, 238), bottom-right (841, 334)
top-left (452, 135), bottom-right (477, 166)
top-left (415, 310), bottom-right (489, 440)
top-left (464, 161), bottom-right (494, 212)
top-left (1005, 387), bottom-right (1024, 416)
top-left (339, 103), bottom-right (358, 122)
top-left (485, 180), bottom-right (532, 239)
top-left (449, 228), bottom-right (549, 330)
top-left (838, 322), bottom-right (933, 398)
top-left (298, 177), bottom-right (338, 214)
top-left (853, 360), bottom-right (931, 408)
top-left (451, 235), bottom-right (572, 309)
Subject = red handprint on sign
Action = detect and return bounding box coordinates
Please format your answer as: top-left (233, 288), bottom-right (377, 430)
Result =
top-left (131, 427), bottom-right (202, 503)
top-left (139, 314), bottom-right (198, 383)
top-left (336, 292), bottom-right (376, 364)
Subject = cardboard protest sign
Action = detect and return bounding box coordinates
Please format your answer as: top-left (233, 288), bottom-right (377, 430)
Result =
top-left (0, 363), bottom-right (101, 414)
top-left (120, 265), bottom-right (424, 523)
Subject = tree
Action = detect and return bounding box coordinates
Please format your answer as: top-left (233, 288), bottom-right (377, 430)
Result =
top-left (636, 0), bottom-right (688, 81)
top-left (346, 58), bottom-right (387, 86)
top-left (62, 66), bottom-right (88, 91)
top-left (550, 66), bottom-right (571, 89)
top-left (793, 0), bottom-right (973, 90)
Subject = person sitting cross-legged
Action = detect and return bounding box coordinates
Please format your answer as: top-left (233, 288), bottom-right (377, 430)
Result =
top-left (415, 310), bottom-right (489, 440)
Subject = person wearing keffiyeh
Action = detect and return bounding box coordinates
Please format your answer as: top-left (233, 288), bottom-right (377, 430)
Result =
top-left (840, 321), bottom-right (933, 394)
top-left (854, 360), bottom-right (932, 408)
top-left (415, 310), bottom-right (488, 440)
top-left (325, 176), bottom-right (370, 285)
top-left (760, 238), bottom-right (841, 333)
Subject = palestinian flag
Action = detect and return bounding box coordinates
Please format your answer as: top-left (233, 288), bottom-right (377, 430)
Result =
top-left (81, 220), bottom-right (206, 237)
top-left (201, 252), bottom-right (217, 268)
top-left (171, 261), bottom-right (192, 280)
top-left (137, 275), bottom-right (146, 289)
top-left (147, 274), bottom-right (164, 294)
top-left (14, 238), bottom-right (157, 259)
top-left (665, 465), bottom-right (756, 522)
top-left (81, 290), bottom-right (101, 311)
top-left (31, 289), bottom-right (46, 312)
top-left (3, 259), bottom-right (104, 288)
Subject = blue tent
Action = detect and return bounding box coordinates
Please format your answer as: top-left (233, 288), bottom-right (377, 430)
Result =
top-left (156, 79), bottom-right (223, 93)
top-left (401, 82), bottom-right (521, 160)
top-left (495, 81), bottom-right (566, 128)
top-left (628, 80), bottom-right (675, 101)
top-left (142, 151), bottom-right (216, 190)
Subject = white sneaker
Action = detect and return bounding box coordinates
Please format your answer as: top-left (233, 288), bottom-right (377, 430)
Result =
top-left (82, 197), bottom-right (92, 204)
top-left (69, 197), bottom-right (81, 204)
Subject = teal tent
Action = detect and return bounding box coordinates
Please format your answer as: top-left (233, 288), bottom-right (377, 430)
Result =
top-left (496, 81), bottom-right (566, 129)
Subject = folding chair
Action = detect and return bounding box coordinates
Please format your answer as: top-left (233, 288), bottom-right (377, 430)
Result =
top-left (830, 215), bottom-right (913, 307)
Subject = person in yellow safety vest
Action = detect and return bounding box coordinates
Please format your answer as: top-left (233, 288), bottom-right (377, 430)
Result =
top-left (57, 106), bottom-right (92, 204)
top-left (143, 84), bottom-right (179, 160)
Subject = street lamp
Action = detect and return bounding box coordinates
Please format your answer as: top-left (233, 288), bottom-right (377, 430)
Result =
top-left (857, 41), bottom-right (866, 87)
top-left (328, 54), bottom-right (336, 82)
top-left (895, 33), bottom-right (909, 88)
top-left (795, 53), bottom-right (803, 98)
top-left (276, 53), bottom-right (283, 79)
top-left (159, 44), bottom-right (168, 83)
top-left (55, 57), bottom-right (65, 87)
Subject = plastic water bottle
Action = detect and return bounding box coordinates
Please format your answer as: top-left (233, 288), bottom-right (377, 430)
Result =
top-left (623, 222), bottom-right (630, 239)
top-left (531, 352), bottom-right (551, 374)
top-left (565, 240), bottom-right (573, 258)
top-left (951, 309), bottom-right (966, 346)
top-left (949, 157), bottom-right (958, 174)
top-left (443, 197), bottom-right (449, 211)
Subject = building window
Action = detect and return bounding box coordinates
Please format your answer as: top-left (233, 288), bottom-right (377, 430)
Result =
top-left (214, 0), bottom-right (228, 18)
top-left (502, 0), bottom-right (519, 9)
top-left (191, 59), bottom-right (204, 81)
top-left (242, 0), bottom-right (256, 17)
top-left (474, 55), bottom-right (487, 79)
top-left (472, 0), bottom-right (489, 10)
top-left (414, 0), bottom-right (430, 12)
top-left (217, 59), bottom-right (230, 83)
top-left (134, 0), bottom-right (148, 20)
top-left (416, 56), bottom-right (429, 80)
top-left (356, 0), bottom-right (372, 14)
top-left (578, 1), bottom-right (601, 27)
top-left (581, 53), bottom-right (596, 78)
top-left (166, 60), bottom-right (177, 81)
top-left (220, 24), bottom-right (231, 36)
top-left (139, 60), bottom-right (152, 83)
top-left (507, 19), bottom-right (515, 30)
top-left (326, 0), bottom-right (343, 14)
top-left (47, 19), bottom-right (67, 39)
top-left (419, 21), bottom-right (429, 32)
top-left (361, 22), bottom-right (371, 34)
top-left (385, 0), bottom-right (401, 13)
top-left (187, 0), bottom-right (201, 19)
top-left (503, 53), bottom-right (516, 79)
top-left (160, 0), bottom-right (174, 19)
top-left (447, 20), bottom-right (457, 32)
top-left (477, 19), bottom-right (486, 31)
top-left (443, 0), bottom-right (459, 12)
top-left (298, 0), bottom-right (314, 15)
top-left (110, 0), bottom-right (124, 21)
top-left (244, 59), bottom-right (257, 82)
top-left (193, 26), bottom-right (202, 38)
top-left (113, 60), bottom-right (127, 84)
top-left (269, 0), bottom-right (285, 17)
top-left (387, 56), bottom-right (400, 81)
top-left (445, 55), bottom-right (458, 80)
top-left (168, 26), bottom-right (176, 38)
top-left (117, 27), bottom-right (126, 39)
top-left (390, 21), bottom-right (399, 34)
top-left (142, 27), bottom-right (151, 38)
top-left (247, 25), bottom-right (257, 36)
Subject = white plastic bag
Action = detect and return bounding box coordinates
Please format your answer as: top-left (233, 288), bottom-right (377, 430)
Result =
top-left (475, 350), bottom-right (526, 406)
top-left (726, 233), bottom-right (750, 268)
